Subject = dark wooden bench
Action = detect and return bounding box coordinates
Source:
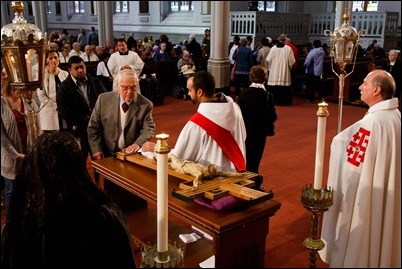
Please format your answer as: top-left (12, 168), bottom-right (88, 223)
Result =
top-left (144, 60), bottom-right (180, 95)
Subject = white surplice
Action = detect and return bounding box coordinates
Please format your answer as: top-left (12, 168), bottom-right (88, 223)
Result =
top-left (107, 51), bottom-right (144, 78)
top-left (319, 98), bottom-right (401, 268)
top-left (171, 93), bottom-right (246, 172)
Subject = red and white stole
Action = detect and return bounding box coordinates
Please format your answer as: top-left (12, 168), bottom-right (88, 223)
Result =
top-left (190, 112), bottom-right (246, 172)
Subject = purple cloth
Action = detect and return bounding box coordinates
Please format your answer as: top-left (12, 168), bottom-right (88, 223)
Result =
top-left (195, 195), bottom-right (246, 211)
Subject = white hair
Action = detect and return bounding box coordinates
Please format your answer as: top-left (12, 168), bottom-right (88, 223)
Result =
top-left (115, 69), bottom-right (138, 85)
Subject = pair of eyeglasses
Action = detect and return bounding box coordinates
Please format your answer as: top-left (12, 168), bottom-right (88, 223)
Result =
top-left (120, 84), bottom-right (138, 92)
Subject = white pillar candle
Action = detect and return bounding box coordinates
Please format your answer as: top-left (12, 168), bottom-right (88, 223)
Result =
top-left (155, 133), bottom-right (170, 255)
top-left (156, 152), bottom-right (168, 253)
top-left (313, 102), bottom-right (329, 190)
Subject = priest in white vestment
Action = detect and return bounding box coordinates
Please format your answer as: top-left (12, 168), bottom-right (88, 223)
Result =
top-left (319, 70), bottom-right (401, 268)
top-left (142, 71), bottom-right (246, 173)
top-left (108, 38), bottom-right (144, 79)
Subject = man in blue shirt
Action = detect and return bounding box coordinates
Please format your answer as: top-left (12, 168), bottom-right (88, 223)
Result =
top-left (304, 39), bottom-right (325, 103)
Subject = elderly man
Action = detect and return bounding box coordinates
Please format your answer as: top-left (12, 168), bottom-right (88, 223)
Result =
top-left (88, 69), bottom-right (155, 159)
top-left (82, 44), bottom-right (99, 62)
top-left (69, 42), bottom-right (84, 58)
top-left (319, 70), bottom-right (401, 268)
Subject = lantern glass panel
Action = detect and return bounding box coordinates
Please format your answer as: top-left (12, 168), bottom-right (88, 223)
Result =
top-left (345, 41), bottom-right (355, 60)
top-left (334, 41), bottom-right (344, 61)
top-left (3, 49), bottom-right (22, 82)
top-left (25, 48), bottom-right (39, 81)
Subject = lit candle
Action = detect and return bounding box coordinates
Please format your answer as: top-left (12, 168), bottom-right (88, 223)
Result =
top-left (154, 134), bottom-right (170, 256)
top-left (313, 102), bottom-right (329, 190)
top-left (10, 56), bottom-right (19, 82)
top-left (26, 52), bottom-right (32, 81)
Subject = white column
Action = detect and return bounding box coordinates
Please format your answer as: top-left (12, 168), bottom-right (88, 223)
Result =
top-left (97, 1), bottom-right (105, 46)
top-left (335, 1), bottom-right (347, 29)
top-left (39, 1), bottom-right (48, 33)
top-left (208, 1), bottom-right (231, 90)
top-left (32, 2), bottom-right (41, 30)
top-left (104, 1), bottom-right (114, 42)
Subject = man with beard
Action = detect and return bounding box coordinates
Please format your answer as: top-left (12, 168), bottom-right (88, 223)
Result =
top-left (142, 71), bottom-right (246, 173)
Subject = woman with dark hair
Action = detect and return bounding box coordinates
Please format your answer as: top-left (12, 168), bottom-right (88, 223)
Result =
top-left (38, 49), bottom-right (69, 131)
top-left (1, 132), bottom-right (136, 268)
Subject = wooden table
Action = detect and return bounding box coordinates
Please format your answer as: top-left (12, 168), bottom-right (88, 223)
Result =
top-left (92, 156), bottom-right (281, 268)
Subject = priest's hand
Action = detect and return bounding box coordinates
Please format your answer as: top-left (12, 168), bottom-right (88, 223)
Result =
top-left (141, 141), bottom-right (155, 152)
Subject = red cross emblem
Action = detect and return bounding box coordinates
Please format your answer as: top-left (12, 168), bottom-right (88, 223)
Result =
top-left (346, 127), bottom-right (371, 167)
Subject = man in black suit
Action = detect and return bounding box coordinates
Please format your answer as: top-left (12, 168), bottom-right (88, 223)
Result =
top-left (57, 56), bottom-right (106, 163)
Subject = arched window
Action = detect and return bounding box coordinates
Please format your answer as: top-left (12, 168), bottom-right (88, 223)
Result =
top-left (115, 1), bottom-right (129, 13)
top-left (73, 1), bottom-right (84, 14)
top-left (257, 1), bottom-right (276, 12)
top-left (170, 1), bottom-right (194, 12)
top-left (352, 1), bottom-right (379, 12)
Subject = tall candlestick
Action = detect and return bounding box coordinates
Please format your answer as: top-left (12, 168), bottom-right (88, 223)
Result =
top-left (154, 133), bottom-right (170, 261)
top-left (313, 102), bottom-right (329, 190)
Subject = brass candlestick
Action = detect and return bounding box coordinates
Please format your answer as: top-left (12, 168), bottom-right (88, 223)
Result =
top-left (141, 134), bottom-right (185, 268)
top-left (301, 101), bottom-right (333, 268)
top-left (140, 240), bottom-right (185, 268)
top-left (301, 186), bottom-right (333, 268)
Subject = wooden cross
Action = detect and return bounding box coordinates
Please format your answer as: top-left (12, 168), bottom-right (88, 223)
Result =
top-left (115, 151), bottom-right (273, 203)
top-left (172, 175), bottom-right (273, 203)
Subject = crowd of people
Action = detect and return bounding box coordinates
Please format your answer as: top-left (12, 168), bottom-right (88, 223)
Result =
top-left (45, 29), bottom-right (211, 93)
top-left (1, 27), bottom-right (401, 268)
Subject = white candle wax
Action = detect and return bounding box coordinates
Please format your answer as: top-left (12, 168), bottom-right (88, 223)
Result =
top-left (156, 152), bottom-right (169, 253)
top-left (313, 114), bottom-right (327, 190)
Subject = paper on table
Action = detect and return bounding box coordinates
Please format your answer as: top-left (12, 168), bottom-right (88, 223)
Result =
top-left (192, 225), bottom-right (213, 241)
top-left (138, 147), bottom-right (156, 159)
top-left (179, 232), bottom-right (201, 243)
top-left (199, 255), bottom-right (215, 268)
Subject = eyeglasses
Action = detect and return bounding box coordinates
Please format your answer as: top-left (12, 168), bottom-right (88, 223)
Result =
top-left (120, 84), bottom-right (138, 92)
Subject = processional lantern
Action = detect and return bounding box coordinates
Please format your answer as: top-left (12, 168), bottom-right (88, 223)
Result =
top-left (1, 1), bottom-right (47, 92)
top-left (324, 8), bottom-right (361, 134)
top-left (1, 1), bottom-right (47, 146)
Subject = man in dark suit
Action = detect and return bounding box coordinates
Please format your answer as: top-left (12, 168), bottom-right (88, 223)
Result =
top-left (87, 69), bottom-right (155, 159)
top-left (56, 56), bottom-right (107, 162)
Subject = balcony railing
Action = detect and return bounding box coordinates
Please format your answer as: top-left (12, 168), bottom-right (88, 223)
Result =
top-left (230, 11), bottom-right (399, 50)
